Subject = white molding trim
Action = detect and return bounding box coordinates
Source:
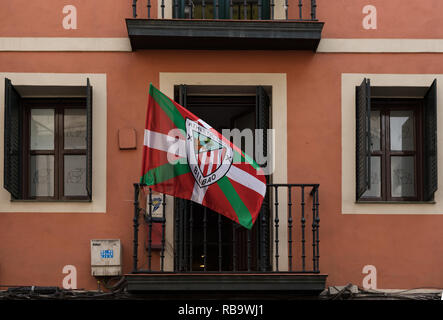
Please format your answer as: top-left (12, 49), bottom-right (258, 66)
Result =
top-left (318, 39), bottom-right (443, 53)
top-left (0, 37), bottom-right (131, 52)
top-left (4, 37), bottom-right (443, 53)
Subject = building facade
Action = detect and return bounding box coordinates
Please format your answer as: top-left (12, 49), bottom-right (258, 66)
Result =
top-left (1, 0), bottom-right (443, 295)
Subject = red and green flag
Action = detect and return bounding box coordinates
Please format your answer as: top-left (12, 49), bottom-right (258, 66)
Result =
top-left (141, 84), bottom-right (266, 229)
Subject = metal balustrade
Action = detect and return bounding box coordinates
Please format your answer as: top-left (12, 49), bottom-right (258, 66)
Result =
top-left (131, 0), bottom-right (317, 21)
top-left (132, 182), bottom-right (320, 274)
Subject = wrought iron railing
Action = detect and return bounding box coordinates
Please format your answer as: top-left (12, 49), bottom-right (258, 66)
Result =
top-left (131, 0), bottom-right (317, 21)
top-left (132, 183), bottom-right (320, 274)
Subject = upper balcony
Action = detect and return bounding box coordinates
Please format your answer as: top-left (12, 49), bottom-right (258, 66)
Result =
top-left (126, 0), bottom-right (324, 51)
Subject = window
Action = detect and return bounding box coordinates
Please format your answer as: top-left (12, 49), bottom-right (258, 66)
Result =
top-left (173, 84), bottom-right (271, 271)
top-left (4, 78), bottom-right (92, 201)
top-left (173, 0), bottom-right (271, 20)
top-left (356, 78), bottom-right (437, 202)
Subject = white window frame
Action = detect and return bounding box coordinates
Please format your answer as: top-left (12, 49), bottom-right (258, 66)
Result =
top-left (159, 72), bottom-right (287, 271)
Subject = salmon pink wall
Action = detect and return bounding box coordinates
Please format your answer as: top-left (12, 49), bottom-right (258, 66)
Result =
top-left (1, 50), bottom-right (443, 289)
top-left (1, 0), bottom-right (443, 38)
top-left (318, 0), bottom-right (443, 38)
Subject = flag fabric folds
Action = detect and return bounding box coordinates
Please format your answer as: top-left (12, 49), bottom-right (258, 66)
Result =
top-left (141, 84), bottom-right (266, 229)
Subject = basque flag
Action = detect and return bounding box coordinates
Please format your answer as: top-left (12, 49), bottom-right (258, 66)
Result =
top-left (141, 84), bottom-right (266, 229)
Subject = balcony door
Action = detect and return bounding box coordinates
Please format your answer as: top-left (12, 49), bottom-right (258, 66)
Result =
top-left (174, 0), bottom-right (271, 20)
top-left (173, 85), bottom-right (271, 272)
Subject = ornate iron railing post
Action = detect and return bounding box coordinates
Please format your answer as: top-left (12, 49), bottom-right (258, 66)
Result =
top-left (273, 185), bottom-right (280, 271)
top-left (147, 0), bottom-right (152, 18)
top-left (285, 0), bottom-right (288, 20)
top-left (288, 186), bottom-right (293, 271)
top-left (147, 188), bottom-right (153, 271)
top-left (301, 185), bottom-right (306, 271)
top-left (160, 193), bottom-right (166, 271)
top-left (315, 187), bottom-right (320, 272)
top-left (132, 0), bottom-right (137, 18)
top-left (298, 0), bottom-right (303, 19)
top-left (308, 184), bottom-right (320, 273)
top-left (311, 0), bottom-right (317, 20)
top-left (160, 0), bottom-right (165, 19)
top-left (132, 183), bottom-right (140, 273)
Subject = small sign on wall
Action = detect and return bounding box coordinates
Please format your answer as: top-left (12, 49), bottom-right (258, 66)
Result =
top-left (90, 239), bottom-right (122, 276)
top-left (118, 128), bottom-right (137, 150)
top-left (147, 192), bottom-right (165, 219)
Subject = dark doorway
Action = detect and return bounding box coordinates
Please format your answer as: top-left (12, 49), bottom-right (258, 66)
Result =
top-left (173, 85), bottom-right (271, 272)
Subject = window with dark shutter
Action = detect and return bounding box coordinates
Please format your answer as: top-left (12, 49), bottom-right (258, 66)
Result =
top-left (4, 78), bottom-right (23, 199)
top-left (3, 78), bottom-right (93, 201)
top-left (423, 79), bottom-right (438, 201)
top-left (356, 78), bottom-right (438, 202)
top-left (356, 78), bottom-right (371, 200)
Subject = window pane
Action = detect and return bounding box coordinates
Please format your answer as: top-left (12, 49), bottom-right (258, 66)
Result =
top-left (64, 155), bottom-right (87, 196)
top-left (192, 3), bottom-right (215, 19)
top-left (362, 157), bottom-right (381, 198)
top-left (30, 109), bottom-right (54, 150)
top-left (190, 1), bottom-right (260, 20)
top-left (370, 110), bottom-right (381, 151)
top-left (64, 109), bottom-right (87, 149)
top-left (390, 110), bottom-right (414, 151)
top-left (30, 155), bottom-right (54, 197)
top-left (391, 156), bottom-right (415, 197)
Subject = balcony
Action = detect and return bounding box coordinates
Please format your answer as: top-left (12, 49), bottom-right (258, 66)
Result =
top-left (126, 0), bottom-right (324, 51)
top-left (125, 183), bottom-right (327, 298)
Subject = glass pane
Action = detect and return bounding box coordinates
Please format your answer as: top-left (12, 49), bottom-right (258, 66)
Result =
top-left (190, 1), bottom-right (260, 20)
top-left (390, 110), bottom-right (415, 151)
top-left (370, 110), bottom-right (381, 151)
top-left (64, 109), bottom-right (87, 149)
top-left (64, 155), bottom-right (87, 196)
top-left (30, 109), bottom-right (54, 150)
top-left (362, 157), bottom-right (381, 198)
top-left (391, 156), bottom-right (415, 197)
top-left (30, 155), bottom-right (54, 197)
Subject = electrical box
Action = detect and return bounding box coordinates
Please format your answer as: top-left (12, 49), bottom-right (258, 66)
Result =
top-left (90, 239), bottom-right (122, 276)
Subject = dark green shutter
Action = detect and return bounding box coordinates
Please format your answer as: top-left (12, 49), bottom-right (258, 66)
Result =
top-left (4, 78), bottom-right (23, 199)
top-left (261, 0), bottom-right (271, 19)
top-left (174, 0), bottom-right (185, 18)
top-left (178, 84), bottom-right (187, 107)
top-left (86, 78), bottom-right (93, 199)
top-left (217, 0), bottom-right (231, 19)
top-left (423, 79), bottom-right (438, 201)
top-left (256, 85), bottom-right (271, 271)
top-left (356, 78), bottom-right (371, 200)
top-left (174, 84), bottom-right (188, 272)
top-left (256, 86), bottom-right (270, 166)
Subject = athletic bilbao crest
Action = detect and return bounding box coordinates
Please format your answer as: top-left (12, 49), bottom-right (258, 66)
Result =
top-left (186, 118), bottom-right (233, 188)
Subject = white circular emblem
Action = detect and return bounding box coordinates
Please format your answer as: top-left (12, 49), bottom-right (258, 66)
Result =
top-left (186, 118), bottom-right (233, 188)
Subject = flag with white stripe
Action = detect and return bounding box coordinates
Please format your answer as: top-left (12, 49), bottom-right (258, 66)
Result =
top-left (141, 84), bottom-right (266, 229)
